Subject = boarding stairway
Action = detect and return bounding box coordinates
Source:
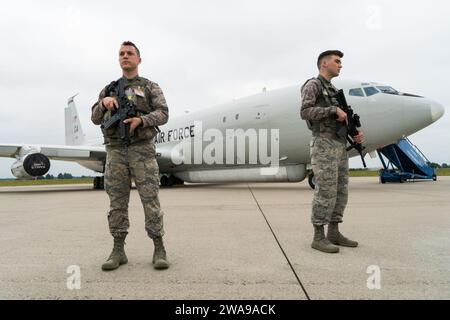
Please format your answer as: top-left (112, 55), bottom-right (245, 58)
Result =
top-left (377, 137), bottom-right (437, 183)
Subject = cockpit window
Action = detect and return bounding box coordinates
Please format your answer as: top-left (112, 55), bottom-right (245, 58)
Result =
top-left (363, 86), bottom-right (379, 97)
top-left (349, 88), bottom-right (365, 97)
top-left (376, 86), bottom-right (399, 95)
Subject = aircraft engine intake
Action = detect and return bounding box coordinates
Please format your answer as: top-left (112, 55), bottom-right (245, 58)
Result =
top-left (11, 152), bottom-right (51, 179)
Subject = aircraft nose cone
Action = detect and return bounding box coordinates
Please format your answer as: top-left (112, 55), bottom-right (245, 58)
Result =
top-left (430, 101), bottom-right (445, 122)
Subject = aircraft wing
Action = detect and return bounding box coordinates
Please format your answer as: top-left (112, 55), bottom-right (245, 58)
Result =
top-left (0, 143), bottom-right (107, 161)
top-left (0, 142), bottom-right (179, 174)
top-left (0, 144), bottom-right (23, 158)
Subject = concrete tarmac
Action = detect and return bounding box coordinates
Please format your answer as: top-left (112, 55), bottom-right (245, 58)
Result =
top-left (0, 177), bottom-right (449, 300)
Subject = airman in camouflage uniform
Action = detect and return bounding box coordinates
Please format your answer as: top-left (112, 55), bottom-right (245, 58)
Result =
top-left (300, 50), bottom-right (364, 253)
top-left (91, 41), bottom-right (170, 269)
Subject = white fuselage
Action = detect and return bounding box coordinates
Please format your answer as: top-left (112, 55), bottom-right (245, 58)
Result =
top-left (149, 79), bottom-right (442, 183)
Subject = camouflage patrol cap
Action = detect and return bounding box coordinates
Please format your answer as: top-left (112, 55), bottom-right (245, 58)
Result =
top-left (317, 50), bottom-right (344, 69)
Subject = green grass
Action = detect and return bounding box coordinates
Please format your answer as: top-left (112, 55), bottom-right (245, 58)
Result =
top-left (0, 178), bottom-right (93, 187)
top-left (349, 167), bottom-right (450, 177)
top-left (435, 168), bottom-right (450, 176)
top-left (349, 170), bottom-right (380, 177)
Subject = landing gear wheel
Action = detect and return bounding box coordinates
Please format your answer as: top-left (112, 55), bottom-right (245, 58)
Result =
top-left (160, 174), bottom-right (184, 187)
top-left (160, 175), bottom-right (169, 187)
top-left (167, 175), bottom-right (175, 186)
top-left (308, 171), bottom-right (316, 190)
top-left (93, 176), bottom-right (104, 190)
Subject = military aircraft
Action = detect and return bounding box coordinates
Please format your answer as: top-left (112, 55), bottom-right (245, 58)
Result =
top-left (0, 80), bottom-right (445, 189)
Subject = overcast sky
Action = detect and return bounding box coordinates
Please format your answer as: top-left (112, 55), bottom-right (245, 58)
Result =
top-left (1, 0), bottom-right (449, 178)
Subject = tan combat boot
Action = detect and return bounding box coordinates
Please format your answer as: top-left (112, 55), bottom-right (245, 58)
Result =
top-left (311, 225), bottom-right (340, 253)
top-left (327, 222), bottom-right (358, 247)
top-left (152, 236), bottom-right (169, 270)
top-left (101, 236), bottom-right (128, 271)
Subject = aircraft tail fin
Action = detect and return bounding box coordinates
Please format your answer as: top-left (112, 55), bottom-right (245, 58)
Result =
top-left (65, 94), bottom-right (86, 146)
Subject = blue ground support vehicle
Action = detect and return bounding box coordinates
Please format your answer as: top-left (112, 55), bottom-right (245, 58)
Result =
top-left (377, 137), bottom-right (437, 183)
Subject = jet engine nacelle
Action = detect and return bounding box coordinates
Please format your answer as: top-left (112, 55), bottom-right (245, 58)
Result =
top-left (11, 152), bottom-right (51, 179)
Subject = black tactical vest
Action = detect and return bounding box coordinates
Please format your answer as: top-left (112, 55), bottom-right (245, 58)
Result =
top-left (102, 76), bottom-right (157, 146)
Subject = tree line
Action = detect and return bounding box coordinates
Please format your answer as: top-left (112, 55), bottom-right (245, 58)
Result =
top-left (36, 173), bottom-right (95, 180)
top-left (427, 163), bottom-right (449, 169)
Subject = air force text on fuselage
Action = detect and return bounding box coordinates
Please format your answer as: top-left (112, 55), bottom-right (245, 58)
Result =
top-left (155, 125), bottom-right (195, 144)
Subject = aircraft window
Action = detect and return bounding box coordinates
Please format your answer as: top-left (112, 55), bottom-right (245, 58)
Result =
top-left (349, 88), bottom-right (365, 97)
top-left (363, 87), bottom-right (379, 96)
top-left (376, 86), bottom-right (399, 95)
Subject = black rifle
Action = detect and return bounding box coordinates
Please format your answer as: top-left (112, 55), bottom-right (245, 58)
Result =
top-left (100, 79), bottom-right (137, 145)
top-left (333, 89), bottom-right (367, 168)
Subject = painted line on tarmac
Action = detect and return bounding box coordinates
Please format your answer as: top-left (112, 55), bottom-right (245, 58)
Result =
top-left (247, 184), bottom-right (311, 300)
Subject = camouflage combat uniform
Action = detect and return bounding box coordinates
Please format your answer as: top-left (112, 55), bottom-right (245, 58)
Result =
top-left (300, 75), bottom-right (348, 226)
top-left (91, 76), bottom-right (169, 239)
